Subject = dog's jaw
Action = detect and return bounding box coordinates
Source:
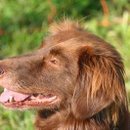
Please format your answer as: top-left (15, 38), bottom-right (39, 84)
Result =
top-left (0, 88), bottom-right (61, 109)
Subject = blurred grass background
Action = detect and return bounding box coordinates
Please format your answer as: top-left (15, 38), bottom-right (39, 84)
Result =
top-left (0, 0), bottom-right (130, 129)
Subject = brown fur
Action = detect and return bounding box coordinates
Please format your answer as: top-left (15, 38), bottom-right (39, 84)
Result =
top-left (0, 20), bottom-right (129, 130)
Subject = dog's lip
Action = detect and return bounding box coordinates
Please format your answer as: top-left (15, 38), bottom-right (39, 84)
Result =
top-left (0, 88), bottom-right (60, 108)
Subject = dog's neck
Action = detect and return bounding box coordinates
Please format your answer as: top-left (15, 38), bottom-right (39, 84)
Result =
top-left (38, 109), bottom-right (58, 119)
top-left (35, 109), bottom-right (122, 130)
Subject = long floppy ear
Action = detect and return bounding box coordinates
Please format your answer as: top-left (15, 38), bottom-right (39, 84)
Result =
top-left (71, 46), bottom-right (127, 119)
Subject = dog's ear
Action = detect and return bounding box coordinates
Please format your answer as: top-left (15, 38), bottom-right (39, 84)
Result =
top-left (71, 46), bottom-right (127, 119)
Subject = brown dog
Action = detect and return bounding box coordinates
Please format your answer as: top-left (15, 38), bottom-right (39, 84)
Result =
top-left (0, 20), bottom-right (129, 130)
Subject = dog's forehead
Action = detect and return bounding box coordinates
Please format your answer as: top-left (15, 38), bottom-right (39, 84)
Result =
top-left (41, 38), bottom-right (87, 53)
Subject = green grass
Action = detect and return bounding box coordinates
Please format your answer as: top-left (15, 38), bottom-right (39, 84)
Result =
top-left (0, 108), bottom-right (35, 130)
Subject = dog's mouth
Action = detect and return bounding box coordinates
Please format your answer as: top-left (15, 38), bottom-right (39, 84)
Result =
top-left (0, 88), bottom-right (60, 109)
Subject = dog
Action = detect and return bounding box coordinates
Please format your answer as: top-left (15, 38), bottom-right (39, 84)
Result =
top-left (0, 20), bottom-right (129, 130)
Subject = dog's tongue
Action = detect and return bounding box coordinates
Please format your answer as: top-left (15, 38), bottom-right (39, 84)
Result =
top-left (0, 89), bottom-right (30, 103)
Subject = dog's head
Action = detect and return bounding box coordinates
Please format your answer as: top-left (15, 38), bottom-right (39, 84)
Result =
top-left (0, 20), bottom-right (127, 121)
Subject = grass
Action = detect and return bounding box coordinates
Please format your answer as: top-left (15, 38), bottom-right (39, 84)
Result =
top-left (0, 108), bottom-right (35, 130)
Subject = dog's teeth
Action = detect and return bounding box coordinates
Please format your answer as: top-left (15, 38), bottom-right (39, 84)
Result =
top-left (48, 96), bottom-right (57, 101)
top-left (9, 96), bottom-right (14, 102)
top-left (38, 94), bottom-right (44, 99)
top-left (31, 96), bottom-right (36, 100)
top-left (4, 88), bottom-right (8, 92)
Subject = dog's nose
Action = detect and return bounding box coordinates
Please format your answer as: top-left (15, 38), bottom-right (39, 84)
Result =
top-left (0, 67), bottom-right (5, 75)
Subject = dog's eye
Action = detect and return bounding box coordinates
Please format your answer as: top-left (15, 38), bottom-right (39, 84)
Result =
top-left (50, 58), bottom-right (59, 65)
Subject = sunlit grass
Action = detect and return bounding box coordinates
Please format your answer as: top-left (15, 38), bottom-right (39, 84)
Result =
top-left (0, 107), bottom-right (35, 130)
